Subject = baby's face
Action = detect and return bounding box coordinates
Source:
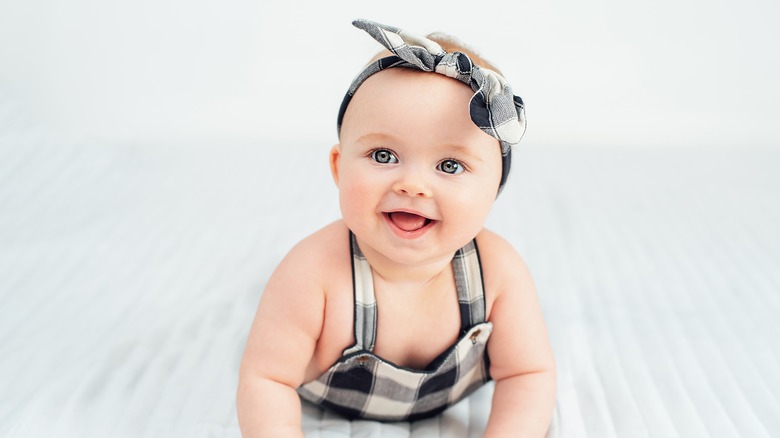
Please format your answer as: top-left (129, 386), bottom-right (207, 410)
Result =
top-left (333, 68), bottom-right (502, 265)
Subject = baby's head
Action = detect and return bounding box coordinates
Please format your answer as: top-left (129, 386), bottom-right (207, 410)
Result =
top-left (330, 20), bottom-right (526, 262)
top-left (336, 20), bottom-right (526, 193)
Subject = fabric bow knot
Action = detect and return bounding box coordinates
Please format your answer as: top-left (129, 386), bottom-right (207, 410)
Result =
top-left (340, 19), bottom-right (527, 155)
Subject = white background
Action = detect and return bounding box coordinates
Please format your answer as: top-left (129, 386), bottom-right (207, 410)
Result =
top-left (1, 0), bottom-right (779, 148)
top-left (2, 3), bottom-right (780, 437)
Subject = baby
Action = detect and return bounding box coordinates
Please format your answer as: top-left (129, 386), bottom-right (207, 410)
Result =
top-left (237, 19), bottom-right (556, 437)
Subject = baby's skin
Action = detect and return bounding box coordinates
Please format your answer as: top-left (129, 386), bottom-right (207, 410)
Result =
top-left (237, 67), bottom-right (556, 437)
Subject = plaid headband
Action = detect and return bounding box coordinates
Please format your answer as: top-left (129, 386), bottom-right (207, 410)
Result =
top-left (336, 19), bottom-right (526, 192)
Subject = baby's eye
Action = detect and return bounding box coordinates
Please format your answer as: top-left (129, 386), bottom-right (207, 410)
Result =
top-left (437, 159), bottom-right (464, 175)
top-left (371, 149), bottom-right (398, 164)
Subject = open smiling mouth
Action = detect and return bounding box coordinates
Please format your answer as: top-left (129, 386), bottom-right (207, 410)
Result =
top-left (383, 211), bottom-right (437, 234)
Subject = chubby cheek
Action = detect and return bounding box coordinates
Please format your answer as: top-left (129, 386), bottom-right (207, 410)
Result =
top-left (451, 196), bottom-right (493, 234)
top-left (337, 169), bottom-right (379, 230)
top-left (444, 185), bottom-right (495, 237)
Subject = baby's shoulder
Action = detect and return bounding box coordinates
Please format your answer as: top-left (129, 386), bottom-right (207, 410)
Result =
top-left (276, 220), bottom-right (352, 288)
top-left (475, 228), bottom-right (524, 266)
top-left (474, 228), bottom-right (534, 294)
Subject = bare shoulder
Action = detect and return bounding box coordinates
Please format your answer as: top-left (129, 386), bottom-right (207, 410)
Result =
top-left (254, 220), bottom-right (352, 339)
top-left (474, 228), bottom-right (524, 262)
top-left (261, 221), bottom-right (352, 326)
top-left (273, 220), bottom-right (352, 288)
top-left (474, 229), bottom-right (535, 303)
top-left (475, 229), bottom-right (554, 380)
top-left (240, 220), bottom-right (352, 385)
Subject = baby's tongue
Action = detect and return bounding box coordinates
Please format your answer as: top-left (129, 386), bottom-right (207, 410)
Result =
top-left (389, 212), bottom-right (427, 232)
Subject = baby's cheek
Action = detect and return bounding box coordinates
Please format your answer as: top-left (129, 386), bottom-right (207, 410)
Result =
top-left (452, 190), bottom-right (494, 229)
top-left (340, 172), bottom-right (368, 198)
top-left (338, 175), bottom-right (373, 220)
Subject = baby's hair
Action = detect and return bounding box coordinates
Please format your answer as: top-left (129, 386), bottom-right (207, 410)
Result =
top-left (365, 31), bottom-right (504, 77)
top-left (425, 32), bottom-right (504, 76)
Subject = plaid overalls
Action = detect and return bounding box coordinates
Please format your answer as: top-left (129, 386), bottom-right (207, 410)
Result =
top-left (297, 232), bottom-right (493, 421)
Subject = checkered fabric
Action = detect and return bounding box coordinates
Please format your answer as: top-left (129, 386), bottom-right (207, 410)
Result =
top-left (336, 19), bottom-right (527, 193)
top-left (297, 233), bottom-right (493, 422)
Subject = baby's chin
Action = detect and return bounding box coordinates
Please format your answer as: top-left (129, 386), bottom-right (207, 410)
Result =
top-left (349, 225), bottom-right (475, 266)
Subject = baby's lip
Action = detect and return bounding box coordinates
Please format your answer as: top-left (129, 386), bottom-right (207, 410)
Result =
top-left (383, 208), bottom-right (431, 216)
top-left (382, 210), bottom-right (438, 233)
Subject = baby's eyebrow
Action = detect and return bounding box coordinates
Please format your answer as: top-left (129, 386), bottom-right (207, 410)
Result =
top-left (440, 144), bottom-right (485, 162)
top-left (355, 132), bottom-right (399, 145)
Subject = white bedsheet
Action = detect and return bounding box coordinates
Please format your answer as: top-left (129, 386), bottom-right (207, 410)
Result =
top-left (1, 115), bottom-right (778, 436)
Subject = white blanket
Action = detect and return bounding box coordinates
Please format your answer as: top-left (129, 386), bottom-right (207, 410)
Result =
top-left (1, 117), bottom-right (778, 436)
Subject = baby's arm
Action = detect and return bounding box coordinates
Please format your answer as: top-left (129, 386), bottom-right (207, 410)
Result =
top-left (237, 241), bottom-right (326, 437)
top-left (480, 232), bottom-right (557, 437)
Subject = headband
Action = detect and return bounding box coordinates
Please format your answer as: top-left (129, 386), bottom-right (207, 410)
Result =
top-left (336, 19), bottom-right (527, 192)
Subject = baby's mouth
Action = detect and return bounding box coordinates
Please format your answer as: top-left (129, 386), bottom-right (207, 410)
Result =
top-left (385, 211), bottom-right (434, 232)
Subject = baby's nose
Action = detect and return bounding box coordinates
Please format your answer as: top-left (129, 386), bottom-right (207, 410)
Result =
top-left (392, 175), bottom-right (432, 198)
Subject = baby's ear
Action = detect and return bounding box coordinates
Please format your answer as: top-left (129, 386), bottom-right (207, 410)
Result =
top-left (329, 144), bottom-right (341, 185)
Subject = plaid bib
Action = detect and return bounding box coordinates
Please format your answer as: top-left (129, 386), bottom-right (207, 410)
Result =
top-left (297, 232), bottom-right (493, 422)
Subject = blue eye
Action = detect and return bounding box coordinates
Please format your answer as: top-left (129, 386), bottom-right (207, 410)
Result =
top-left (437, 159), bottom-right (464, 175)
top-left (371, 149), bottom-right (398, 164)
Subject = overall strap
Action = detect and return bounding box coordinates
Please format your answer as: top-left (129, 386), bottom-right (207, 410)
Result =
top-left (452, 239), bottom-right (487, 334)
top-left (344, 232), bottom-right (378, 355)
top-left (344, 232), bottom-right (486, 355)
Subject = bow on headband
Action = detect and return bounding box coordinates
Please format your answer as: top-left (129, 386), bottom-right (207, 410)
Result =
top-left (337, 19), bottom-right (527, 157)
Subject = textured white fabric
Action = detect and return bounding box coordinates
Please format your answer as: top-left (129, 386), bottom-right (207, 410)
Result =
top-left (1, 98), bottom-right (779, 436)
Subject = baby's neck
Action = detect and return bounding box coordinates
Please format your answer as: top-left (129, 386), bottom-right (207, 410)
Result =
top-left (371, 261), bottom-right (452, 293)
top-left (357, 244), bottom-right (455, 289)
